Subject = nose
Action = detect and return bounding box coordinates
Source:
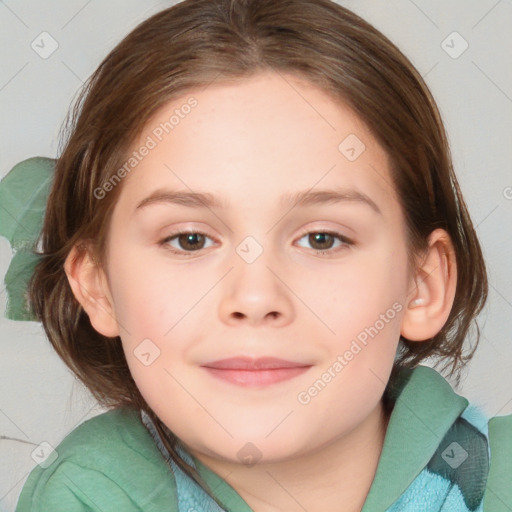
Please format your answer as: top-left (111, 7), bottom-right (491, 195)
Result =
top-left (217, 245), bottom-right (295, 328)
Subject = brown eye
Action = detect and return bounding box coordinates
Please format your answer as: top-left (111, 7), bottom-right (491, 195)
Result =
top-left (308, 232), bottom-right (335, 250)
top-left (160, 230), bottom-right (215, 255)
top-left (176, 232), bottom-right (206, 251)
top-left (296, 230), bottom-right (353, 255)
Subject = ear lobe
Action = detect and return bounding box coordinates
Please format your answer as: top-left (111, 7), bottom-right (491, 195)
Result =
top-left (400, 229), bottom-right (457, 342)
top-left (64, 244), bottom-right (120, 338)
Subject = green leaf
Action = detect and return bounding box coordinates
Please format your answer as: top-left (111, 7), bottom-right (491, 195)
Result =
top-left (0, 157), bottom-right (56, 321)
top-left (3, 250), bottom-right (41, 321)
top-left (0, 157), bottom-right (55, 250)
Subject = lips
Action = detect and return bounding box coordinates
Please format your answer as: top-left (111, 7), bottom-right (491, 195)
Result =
top-left (200, 356), bottom-right (313, 387)
top-left (201, 356), bottom-right (311, 370)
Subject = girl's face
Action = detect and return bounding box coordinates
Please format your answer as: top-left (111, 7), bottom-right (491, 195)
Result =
top-left (102, 71), bottom-right (412, 463)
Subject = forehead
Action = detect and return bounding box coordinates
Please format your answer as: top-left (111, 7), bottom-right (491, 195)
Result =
top-left (114, 71), bottom-right (399, 218)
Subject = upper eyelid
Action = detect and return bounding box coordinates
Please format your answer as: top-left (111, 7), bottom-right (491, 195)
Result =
top-left (164, 227), bottom-right (351, 238)
top-left (162, 228), bottom-right (353, 248)
top-left (296, 227), bottom-right (352, 240)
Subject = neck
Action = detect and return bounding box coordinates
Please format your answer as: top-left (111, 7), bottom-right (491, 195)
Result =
top-left (191, 399), bottom-right (390, 512)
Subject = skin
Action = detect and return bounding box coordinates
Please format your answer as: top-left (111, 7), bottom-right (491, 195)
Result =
top-left (66, 71), bottom-right (457, 512)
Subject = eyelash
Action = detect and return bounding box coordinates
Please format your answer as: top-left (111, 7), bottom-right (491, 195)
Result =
top-left (158, 229), bottom-right (354, 257)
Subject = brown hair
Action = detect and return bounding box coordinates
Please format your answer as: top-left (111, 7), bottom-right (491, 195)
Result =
top-left (28, 0), bottom-right (487, 505)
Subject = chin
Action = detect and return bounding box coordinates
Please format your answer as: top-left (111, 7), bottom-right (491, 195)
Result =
top-left (194, 433), bottom-right (310, 467)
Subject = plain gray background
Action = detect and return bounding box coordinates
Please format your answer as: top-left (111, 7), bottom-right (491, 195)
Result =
top-left (1, 1), bottom-right (511, 510)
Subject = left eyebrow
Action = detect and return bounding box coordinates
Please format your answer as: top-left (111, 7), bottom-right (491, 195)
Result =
top-left (134, 187), bottom-right (382, 215)
top-left (281, 188), bottom-right (381, 215)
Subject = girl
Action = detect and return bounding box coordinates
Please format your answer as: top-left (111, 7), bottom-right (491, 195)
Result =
top-left (2, 0), bottom-right (509, 510)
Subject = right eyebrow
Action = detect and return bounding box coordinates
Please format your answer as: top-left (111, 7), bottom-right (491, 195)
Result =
top-left (135, 190), bottom-right (225, 211)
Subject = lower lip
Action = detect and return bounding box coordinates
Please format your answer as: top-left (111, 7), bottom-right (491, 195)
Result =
top-left (202, 366), bottom-right (312, 387)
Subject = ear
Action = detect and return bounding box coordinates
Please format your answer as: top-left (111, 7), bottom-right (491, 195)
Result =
top-left (64, 243), bottom-right (120, 338)
top-left (400, 228), bottom-right (457, 341)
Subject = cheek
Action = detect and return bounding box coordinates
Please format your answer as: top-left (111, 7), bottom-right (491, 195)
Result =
top-left (306, 247), bottom-right (407, 333)
top-left (107, 250), bottom-right (210, 383)
top-left (311, 244), bottom-right (409, 379)
top-left (107, 249), bottom-right (191, 338)
top-left (291, 257), bottom-right (407, 441)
